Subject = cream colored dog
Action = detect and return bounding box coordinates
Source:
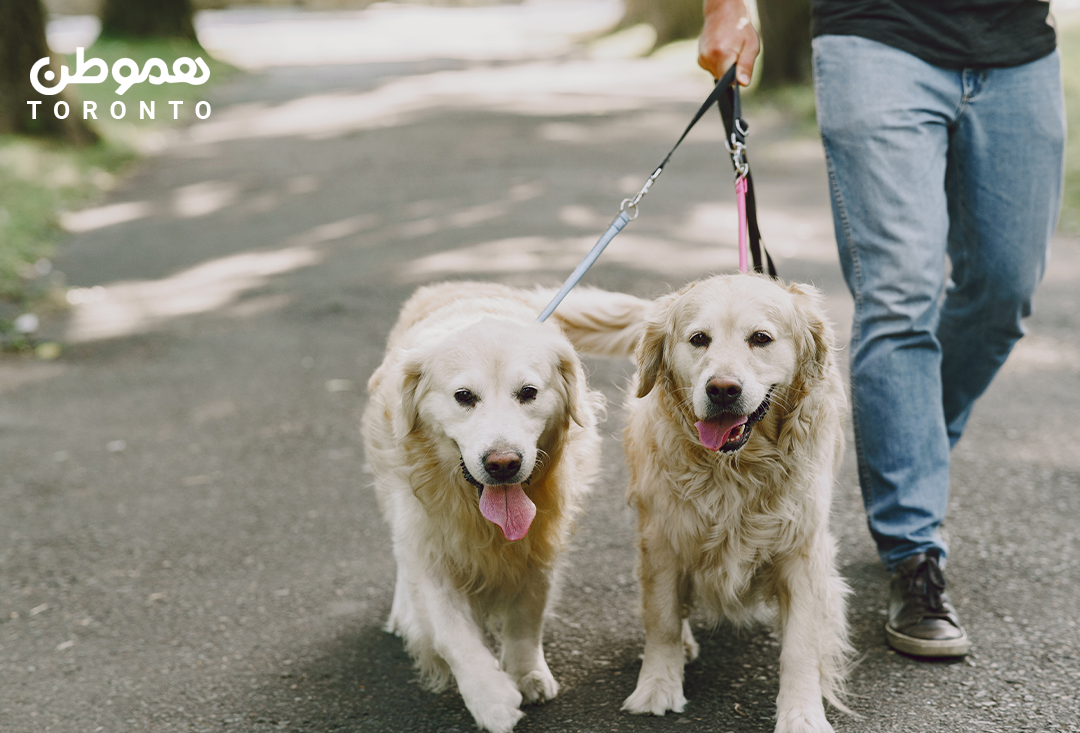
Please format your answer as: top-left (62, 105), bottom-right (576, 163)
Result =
top-left (586, 274), bottom-right (853, 733)
top-left (362, 281), bottom-right (624, 733)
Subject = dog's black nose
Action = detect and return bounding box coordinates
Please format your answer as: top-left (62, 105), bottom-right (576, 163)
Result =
top-left (483, 450), bottom-right (522, 483)
top-left (706, 378), bottom-right (742, 407)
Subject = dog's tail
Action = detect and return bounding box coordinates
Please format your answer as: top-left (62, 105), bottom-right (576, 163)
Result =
top-left (533, 286), bottom-right (651, 358)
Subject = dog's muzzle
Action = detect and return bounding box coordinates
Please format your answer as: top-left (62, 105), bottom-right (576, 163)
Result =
top-left (695, 387), bottom-right (773, 453)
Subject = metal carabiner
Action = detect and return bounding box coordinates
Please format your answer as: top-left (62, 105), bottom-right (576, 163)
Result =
top-left (725, 135), bottom-right (749, 181)
top-left (620, 166), bottom-right (663, 220)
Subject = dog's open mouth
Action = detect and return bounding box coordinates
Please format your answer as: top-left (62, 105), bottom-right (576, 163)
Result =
top-left (460, 461), bottom-right (536, 541)
top-left (694, 389), bottom-right (773, 453)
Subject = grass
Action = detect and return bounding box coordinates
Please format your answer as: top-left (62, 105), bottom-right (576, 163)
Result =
top-left (0, 37), bottom-right (234, 352)
top-left (0, 138), bottom-right (131, 350)
top-left (1057, 17), bottom-right (1080, 234)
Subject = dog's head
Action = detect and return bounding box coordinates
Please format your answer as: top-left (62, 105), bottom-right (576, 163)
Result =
top-left (397, 317), bottom-right (585, 540)
top-left (635, 274), bottom-right (831, 453)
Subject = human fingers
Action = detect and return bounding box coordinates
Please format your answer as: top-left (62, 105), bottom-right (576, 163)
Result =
top-left (698, 0), bottom-right (760, 85)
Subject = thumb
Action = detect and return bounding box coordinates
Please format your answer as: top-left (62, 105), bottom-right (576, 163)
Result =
top-left (736, 56), bottom-right (753, 87)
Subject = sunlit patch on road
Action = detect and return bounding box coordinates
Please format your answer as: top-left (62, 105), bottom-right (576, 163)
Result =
top-left (65, 245), bottom-right (322, 342)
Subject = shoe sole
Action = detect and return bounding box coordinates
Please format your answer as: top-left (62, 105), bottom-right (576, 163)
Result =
top-left (886, 624), bottom-right (970, 658)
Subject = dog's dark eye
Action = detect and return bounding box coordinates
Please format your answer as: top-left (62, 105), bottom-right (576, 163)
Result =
top-left (454, 389), bottom-right (477, 407)
top-left (517, 385), bottom-right (538, 403)
top-left (689, 332), bottom-right (711, 348)
top-left (750, 331), bottom-right (773, 346)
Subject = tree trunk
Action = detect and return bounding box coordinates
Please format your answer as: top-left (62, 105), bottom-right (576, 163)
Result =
top-left (620, 0), bottom-right (704, 50)
top-left (100, 0), bottom-right (198, 41)
top-left (757, 0), bottom-right (813, 88)
top-left (0, 0), bottom-right (98, 144)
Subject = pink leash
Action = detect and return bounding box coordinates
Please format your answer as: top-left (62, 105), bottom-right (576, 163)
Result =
top-left (735, 175), bottom-right (749, 274)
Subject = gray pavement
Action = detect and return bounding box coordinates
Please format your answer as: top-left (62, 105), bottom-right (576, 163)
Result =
top-left (2, 6), bottom-right (1079, 732)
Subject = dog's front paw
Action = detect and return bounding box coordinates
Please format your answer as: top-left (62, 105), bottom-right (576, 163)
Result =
top-left (461, 673), bottom-right (524, 733)
top-left (774, 707), bottom-right (834, 733)
top-left (472, 703), bottom-right (524, 733)
top-left (622, 676), bottom-right (687, 716)
top-left (517, 668), bottom-right (559, 704)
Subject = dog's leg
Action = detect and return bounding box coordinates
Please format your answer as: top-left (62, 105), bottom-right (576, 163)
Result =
top-left (772, 535), bottom-right (850, 733)
top-left (387, 561), bottom-right (455, 692)
top-left (501, 569), bottom-right (559, 705)
top-left (681, 618), bottom-right (699, 663)
top-left (385, 563), bottom-right (409, 636)
top-left (411, 571), bottom-right (524, 733)
top-left (623, 533), bottom-right (689, 716)
top-left (678, 573), bottom-right (699, 663)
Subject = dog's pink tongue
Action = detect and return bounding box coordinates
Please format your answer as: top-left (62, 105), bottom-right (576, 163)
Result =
top-left (479, 484), bottom-right (536, 541)
top-left (695, 414), bottom-right (748, 451)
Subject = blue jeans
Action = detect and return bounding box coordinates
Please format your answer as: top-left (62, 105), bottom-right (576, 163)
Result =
top-left (812, 35), bottom-right (1065, 572)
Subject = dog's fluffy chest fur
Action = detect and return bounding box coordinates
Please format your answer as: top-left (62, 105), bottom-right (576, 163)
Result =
top-left (625, 388), bottom-right (822, 621)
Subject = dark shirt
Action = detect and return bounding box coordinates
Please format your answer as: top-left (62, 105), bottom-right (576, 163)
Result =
top-left (811, 0), bottom-right (1057, 68)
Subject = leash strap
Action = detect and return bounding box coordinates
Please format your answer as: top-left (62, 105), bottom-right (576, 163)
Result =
top-left (535, 208), bottom-right (631, 322)
top-left (735, 175), bottom-right (749, 273)
top-left (537, 64), bottom-right (773, 322)
top-left (717, 80), bottom-right (777, 278)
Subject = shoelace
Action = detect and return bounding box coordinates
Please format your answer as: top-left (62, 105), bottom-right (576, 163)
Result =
top-left (909, 557), bottom-right (948, 617)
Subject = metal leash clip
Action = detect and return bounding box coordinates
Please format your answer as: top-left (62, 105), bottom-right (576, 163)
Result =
top-left (620, 166), bottom-right (664, 221)
top-left (725, 133), bottom-right (749, 181)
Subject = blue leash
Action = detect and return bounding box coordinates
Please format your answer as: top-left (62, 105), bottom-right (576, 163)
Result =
top-left (536, 64), bottom-right (763, 323)
top-left (536, 208), bottom-right (632, 322)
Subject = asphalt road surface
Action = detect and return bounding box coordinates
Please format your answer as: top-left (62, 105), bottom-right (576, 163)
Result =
top-left (2, 5), bottom-right (1078, 732)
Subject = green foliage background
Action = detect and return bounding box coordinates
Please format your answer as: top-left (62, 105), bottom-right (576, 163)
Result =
top-left (1058, 23), bottom-right (1080, 234)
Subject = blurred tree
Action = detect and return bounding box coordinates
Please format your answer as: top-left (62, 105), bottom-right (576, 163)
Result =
top-left (620, 0), bottom-right (703, 50)
top-left (618, 0), bottom-right (813, 87)
top-left (757, 0), bottom-right (812, 87)
top-left (0, 0), bottom-right (98, 144)
top-left (100, 0), bottom-right (199, 41)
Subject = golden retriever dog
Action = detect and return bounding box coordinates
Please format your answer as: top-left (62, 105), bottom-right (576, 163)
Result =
top-left (362, 281), bottom-right (629, 733)
top-left (580, 274), bottom-right (853, 733)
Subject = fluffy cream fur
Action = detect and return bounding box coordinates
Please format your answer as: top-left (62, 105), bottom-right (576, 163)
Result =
top-left (565, 274), bottom-right (853, 733)
top-left (361, 281), bottom-right (605, 733)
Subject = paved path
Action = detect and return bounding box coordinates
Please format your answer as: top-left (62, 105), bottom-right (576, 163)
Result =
top-left (3, 5), bottom-right (1079, 732)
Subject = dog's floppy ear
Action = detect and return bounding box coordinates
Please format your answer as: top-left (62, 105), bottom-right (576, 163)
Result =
top-left (778, 281), bottom-right (841, 454)
top-left (635, 319), bottom-right (665, 398)
top-left (786, 281), bottom-right (832, 387)
top-left (635, 291), bottom-right (681, 398)
top-left (395, 355), bottom-right (425, 438)
top-left (553, 338), bottom-right (587, 428)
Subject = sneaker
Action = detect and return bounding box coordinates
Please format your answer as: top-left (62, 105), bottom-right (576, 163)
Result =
top-left (885, 553), bottom-right (970, 657)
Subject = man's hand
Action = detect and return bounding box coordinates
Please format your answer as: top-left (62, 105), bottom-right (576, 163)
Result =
top-left (699, 0), bottom-right (760, 85)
